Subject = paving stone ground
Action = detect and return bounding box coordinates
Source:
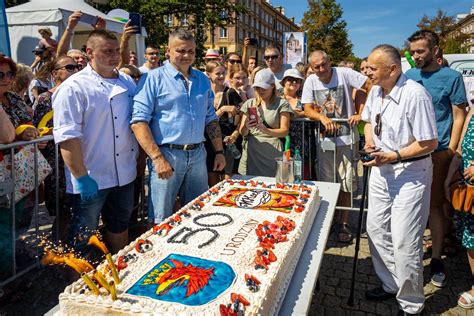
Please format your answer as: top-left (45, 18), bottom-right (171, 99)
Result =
top-left (309, 226), bottom-right (473, 316)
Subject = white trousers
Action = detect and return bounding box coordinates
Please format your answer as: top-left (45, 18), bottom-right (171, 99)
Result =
top-left (366, 157), bottom-right (432, 314)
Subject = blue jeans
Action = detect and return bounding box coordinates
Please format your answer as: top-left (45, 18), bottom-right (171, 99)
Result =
top-left (69, 182), bottom-right (134, 248)
top-left (148, 145), bottom-right (208, 223)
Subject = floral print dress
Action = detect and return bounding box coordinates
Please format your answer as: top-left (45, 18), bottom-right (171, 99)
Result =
top-left (455, 114), bottom-right (474, 250)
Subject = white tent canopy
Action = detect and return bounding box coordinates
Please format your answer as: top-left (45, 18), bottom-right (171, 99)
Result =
top-left (6, 0), bottom-right (146, 65)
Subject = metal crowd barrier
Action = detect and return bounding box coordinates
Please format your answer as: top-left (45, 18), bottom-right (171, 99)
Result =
top-left (0, 136), bottom-right (54, 289)
top-left (291, 117), bottom-right (366, 213)
top-left (0, 136), bottom-right (148, 289)
top-left (0, 118), bottom-right (361, 288)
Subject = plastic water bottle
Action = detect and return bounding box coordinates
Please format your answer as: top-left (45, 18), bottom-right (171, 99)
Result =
top-left (227, 143), bottom-right (241, 159)
top-left (294, 149), bottom-right (302, 184)
top-left (224, 137), bottom-right (241, 159)
top-left (404, 51), bottom-right (416, 68)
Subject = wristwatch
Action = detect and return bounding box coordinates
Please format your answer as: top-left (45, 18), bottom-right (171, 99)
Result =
top-left (394, 150), bottom-right (402, 163)
top-left (215, 150), bottom-right (224, 155)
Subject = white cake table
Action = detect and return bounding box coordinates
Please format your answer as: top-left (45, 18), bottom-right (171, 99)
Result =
top-left (46, 177), bottom-right (340, 316)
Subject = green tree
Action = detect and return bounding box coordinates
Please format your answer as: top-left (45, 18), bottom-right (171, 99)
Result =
top-left (90, 0), bottom-right (246, 65)
top-left (416, 9), bottom-right (454, 47)
top-left (301, 0), bottom-right (353, 63)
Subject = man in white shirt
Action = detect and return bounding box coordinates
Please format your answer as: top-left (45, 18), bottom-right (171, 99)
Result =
top-left (53, 30), bottom-right (138, 254)
top-left (139, 46), bottom-right (160, 73)
top-left (264, 45), bottom-right (292, 93)
top-left (302, 50), bottom-right (367, 243)
top-left (362, 44), bottom-right (438, 315)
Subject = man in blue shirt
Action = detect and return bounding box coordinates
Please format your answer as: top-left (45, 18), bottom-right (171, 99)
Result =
top-left (406, 30), bottom-right (467, 289)
top-left (131, 29), bottom-right (225, 224)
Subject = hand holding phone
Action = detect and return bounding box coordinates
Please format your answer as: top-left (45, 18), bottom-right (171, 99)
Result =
top-left (129, 13), bottom-right (142, 34)
top-left (247, 107), bottom-right (259, 126)
top-left (359, 147), bottom-right (381, 162)
top-left (81, 14), bottom-right (98, 26)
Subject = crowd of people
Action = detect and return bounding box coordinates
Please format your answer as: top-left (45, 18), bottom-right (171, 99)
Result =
top-left (0, 10), bottom-right (473, 314)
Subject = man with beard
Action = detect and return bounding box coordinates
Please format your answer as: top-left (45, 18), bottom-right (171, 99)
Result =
top-left (362, 44), bottom-right (438, 315)
top-left (406, 30), bottom-right (467, 288)
top-left (139, 46), bottom-right (161, 73)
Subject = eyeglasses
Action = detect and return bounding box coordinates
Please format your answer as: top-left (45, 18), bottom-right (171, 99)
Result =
top-left (0, 71), bottom-right (15, 80)
top-left (131, 75), bottom-right (141, 81)
top-left (374, 113), bottom-right (382, 136)
top-left (228, 59), bottom-right (241, 64)
top-left (146, 52), bottom-right (159, 56)
top-left (264, 55), bottom-right (279, 61)
top-left (55, 64), bottom-right (81, 72)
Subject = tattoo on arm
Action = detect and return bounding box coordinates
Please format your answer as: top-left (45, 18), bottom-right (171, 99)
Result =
top-left (205, 120), bottom-right (222, 141)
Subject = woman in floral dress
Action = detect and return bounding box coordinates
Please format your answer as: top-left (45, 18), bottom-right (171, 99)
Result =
top-left (445, 106), bottom-right (474, 309)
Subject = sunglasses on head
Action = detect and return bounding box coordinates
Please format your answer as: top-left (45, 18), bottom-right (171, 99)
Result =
top-left (55, 64), bottom-right (81, 72)
top-left (264, 55), bottom-right (279, 61)
top-left (228, 59), bottom-right (241, 64)
top-left (374, 113), bottom-right (382, 136)
top-left (0, 71), bottom-right (15, 80)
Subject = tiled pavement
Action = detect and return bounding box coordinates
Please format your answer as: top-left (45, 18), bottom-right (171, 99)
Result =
top-left (309, 229), bottom-right (473, 316)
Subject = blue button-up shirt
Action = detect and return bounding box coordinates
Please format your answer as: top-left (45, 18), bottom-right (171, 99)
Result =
top-left (131, 61), bottom-right (217, 145)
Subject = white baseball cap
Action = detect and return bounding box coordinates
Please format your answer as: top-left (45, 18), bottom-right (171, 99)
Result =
top-left (252, 69), bottom-right (275, 89)
top-left (280, 68), bottom-right (304, 84)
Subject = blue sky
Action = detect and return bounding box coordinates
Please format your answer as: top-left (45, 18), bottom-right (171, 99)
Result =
top-left (270, 0), bottom-right (472, 58)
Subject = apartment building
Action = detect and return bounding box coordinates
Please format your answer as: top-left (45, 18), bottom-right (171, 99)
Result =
top-left (451, 6), bottom-right (474, 53)
top-left (206, 0), bottom-right (300, 63)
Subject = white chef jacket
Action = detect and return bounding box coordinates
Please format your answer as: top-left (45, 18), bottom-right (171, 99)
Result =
top-left (362, 73), bottom-right (438, 152)
top-left (52, 64), bottom-right (139, 194)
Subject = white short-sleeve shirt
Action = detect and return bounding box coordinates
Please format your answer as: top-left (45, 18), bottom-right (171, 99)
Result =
top-left (52, 65), bottom-right (139, 194)
top-left (361, 73), bottom-right (438, 152)
top-left (301, 67), bottom-right (367, 145)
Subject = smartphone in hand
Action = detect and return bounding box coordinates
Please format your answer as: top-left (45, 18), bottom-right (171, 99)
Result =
top-left (247, 107), bottom-right (259, 125)
top-left (81, 14), bottom-right (98, 26)
top-left (129, 13), bottom-right (142, 34)
top-left (359, 147), bottom-right (382, 162)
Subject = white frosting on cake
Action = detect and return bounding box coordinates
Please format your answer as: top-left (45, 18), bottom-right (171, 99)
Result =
top-left (59, 180), bottom-right (321, 315)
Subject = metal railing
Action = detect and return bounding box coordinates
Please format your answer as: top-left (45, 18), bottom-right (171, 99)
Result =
top-left (0, 136), bottom-right (54, 288)
top-left (0, 118), bottom-right (363, 288)
top-left (292, 117), bottom-right (366, 213)
top-left (0, 135), bottom-right (148, 289)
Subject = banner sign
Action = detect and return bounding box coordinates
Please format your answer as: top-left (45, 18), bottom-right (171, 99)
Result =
top-left (283, 32), bottom-right (306, 67)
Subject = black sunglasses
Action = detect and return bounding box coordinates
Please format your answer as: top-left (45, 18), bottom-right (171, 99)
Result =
top-left (264, 55), bottom-right (279, 61)
top-left (55, 64), bottom-right (81, 72)
top-left (374, 113), bottom-right (382, 136)
top-left (285, 77), bottom-right (302, 84)
top-left (0, 71), bottom-right (15, 80)
top-left (228, 59), bottom-right (241, 64)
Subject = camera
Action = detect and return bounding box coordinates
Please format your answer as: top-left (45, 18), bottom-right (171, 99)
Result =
top-left (249, 38), bottom-right (258, 46)
top-left (359, 147), bottom-right (381, 162)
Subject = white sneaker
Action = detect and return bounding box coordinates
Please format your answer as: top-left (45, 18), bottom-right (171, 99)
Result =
top-left (431, 271), bottom-right (447, 288)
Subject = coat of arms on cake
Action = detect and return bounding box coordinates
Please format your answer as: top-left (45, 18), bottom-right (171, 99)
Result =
top-left (56, 179), bottom-right (321, 315)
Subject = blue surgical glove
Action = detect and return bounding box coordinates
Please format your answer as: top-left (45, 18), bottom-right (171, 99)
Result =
top-left (75, 175), bottom-right (99, 201)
